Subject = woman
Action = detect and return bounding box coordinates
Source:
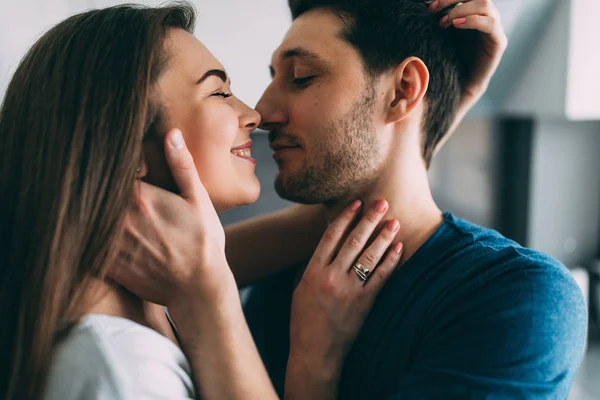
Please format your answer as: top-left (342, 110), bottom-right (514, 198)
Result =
top-left (0, 3), bottom-right (402, 399)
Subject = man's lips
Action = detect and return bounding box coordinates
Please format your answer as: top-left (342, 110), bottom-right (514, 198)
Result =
top-left (270, 142), bottom-right (301, 160)
top-left (269, 142), bottom-right (301, 151)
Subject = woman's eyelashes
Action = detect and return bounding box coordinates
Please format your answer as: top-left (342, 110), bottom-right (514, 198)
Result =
top-left (291, 76), bottom-right (316, 88)
top-left (211, 90), bottom-right (233, 99)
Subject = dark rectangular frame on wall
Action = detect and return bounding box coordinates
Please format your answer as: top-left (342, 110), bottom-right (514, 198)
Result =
top-left (495, 117), bottom-right (535, 247)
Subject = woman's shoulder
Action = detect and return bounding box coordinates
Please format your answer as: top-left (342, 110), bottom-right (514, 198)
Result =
top-left (45, 314), bottom-right (196, 400)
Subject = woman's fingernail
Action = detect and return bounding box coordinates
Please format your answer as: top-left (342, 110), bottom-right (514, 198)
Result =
top-left (453, 17), bottom-right (467, 25)
top-left (169, 129), bottom-right (185, 149)
top-left (349, 200), bottom-right (362, 212)
top-left (386, 220), bottom-right (400, 233)
top-left (428, 0), bottom-right (440, 12)
top-left (393, 242), bottom-right (404, 254)
top-left (374, 200), bottom-right (388, 214)
top-left (440, 15), bottom-right (449, 25)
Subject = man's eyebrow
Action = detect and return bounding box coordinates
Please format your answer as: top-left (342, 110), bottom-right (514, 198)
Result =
top-left (196, 69), bottom-right (231, 85)
top-left (282, 47), bottom-right (322, 61)
top-left (269, 47), bottom-right (325, 78)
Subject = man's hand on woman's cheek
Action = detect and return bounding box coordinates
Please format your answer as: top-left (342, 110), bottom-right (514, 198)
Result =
top-left (108, 128), bottom-right (236, 309)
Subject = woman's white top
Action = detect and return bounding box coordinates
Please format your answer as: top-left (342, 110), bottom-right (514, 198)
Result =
top-left (44, 314), bottom-right (196, 399)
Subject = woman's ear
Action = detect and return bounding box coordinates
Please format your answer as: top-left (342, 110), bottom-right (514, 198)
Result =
top-left (135, 159), bottom-right (148, 180)
top-left (141, 135), bottom-right (178, 192)
top-left (385, 57), bottom-right (429, 124)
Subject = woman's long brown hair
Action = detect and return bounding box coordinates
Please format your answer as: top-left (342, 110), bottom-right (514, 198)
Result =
top-left (0, 3), bottom-right (195, 399)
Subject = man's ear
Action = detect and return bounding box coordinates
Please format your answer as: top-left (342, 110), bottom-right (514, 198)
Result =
top-left (384, 57), bottom-right (429, 124)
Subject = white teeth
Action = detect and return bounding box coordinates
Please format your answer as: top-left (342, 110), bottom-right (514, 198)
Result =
top-left (232, 148), bottom-right (251, 158)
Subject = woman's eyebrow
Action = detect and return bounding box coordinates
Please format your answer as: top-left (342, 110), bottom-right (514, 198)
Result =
top-left (196, 69), bottom-right (230, 85)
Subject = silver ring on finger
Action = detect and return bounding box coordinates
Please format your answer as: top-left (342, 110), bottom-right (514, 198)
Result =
top-left (353, 262), bottom-right (371, 282)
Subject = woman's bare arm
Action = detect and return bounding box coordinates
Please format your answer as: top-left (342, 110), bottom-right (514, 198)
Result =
top-left (432, 0), bottom-right (508, 155)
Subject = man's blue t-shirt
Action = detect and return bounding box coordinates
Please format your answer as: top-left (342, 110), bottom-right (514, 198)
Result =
top-left (244, 213), bottom-right (587, 399)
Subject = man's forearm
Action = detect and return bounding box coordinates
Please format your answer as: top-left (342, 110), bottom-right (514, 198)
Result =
top-left (225, 204), bottom-right (327, 287)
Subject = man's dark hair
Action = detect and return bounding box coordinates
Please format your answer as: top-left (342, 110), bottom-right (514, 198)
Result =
top-left (289, 0), bottom-right (478, 167)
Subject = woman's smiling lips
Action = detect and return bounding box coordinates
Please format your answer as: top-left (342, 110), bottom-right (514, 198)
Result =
top-left (231, 140), bottom-right (256, 164)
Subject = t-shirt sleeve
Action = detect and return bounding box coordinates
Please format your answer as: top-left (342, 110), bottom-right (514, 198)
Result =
top-left (386, 258), bottom-right (587, 400)
top-left (45, 319), bottom-right (196, 400)
top-left (44, 332), bottom-right (131, 400)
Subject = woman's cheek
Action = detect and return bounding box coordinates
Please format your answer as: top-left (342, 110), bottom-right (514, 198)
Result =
top-left (189, 105), bottom-right (240, 205)
top-left (185, 103), bottom-right (235, 159)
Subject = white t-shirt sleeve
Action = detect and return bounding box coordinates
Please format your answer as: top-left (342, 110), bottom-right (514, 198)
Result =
top-left (45, 314), bottom-right (196, 400)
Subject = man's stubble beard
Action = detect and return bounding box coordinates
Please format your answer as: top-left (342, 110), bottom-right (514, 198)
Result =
top-left (274, 86), bottom-right (380, 204)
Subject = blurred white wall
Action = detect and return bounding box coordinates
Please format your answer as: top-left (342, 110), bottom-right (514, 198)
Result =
top-left (528, 120), bottom-right (600, 266)
top-left (503, 0), bottom-right (567, 119)
top-left (429, 119), bottom-right (499, 228)
top-left (0, 0), bottom-right (292, 107)
top-left (567, 0), bottom-right (600, 120)
top-left (503, 0), bottom-right (600, 120)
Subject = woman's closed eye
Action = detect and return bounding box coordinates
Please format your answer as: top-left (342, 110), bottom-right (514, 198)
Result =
top-left (212, 90), bottom-right (233, 99)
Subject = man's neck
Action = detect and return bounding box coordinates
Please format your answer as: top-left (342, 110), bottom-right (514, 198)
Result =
top-left (323, 156), bottom-right (443, 265)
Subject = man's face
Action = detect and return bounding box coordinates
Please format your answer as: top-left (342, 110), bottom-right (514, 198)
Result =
top-left (256, 9), bottom-right (383, 204)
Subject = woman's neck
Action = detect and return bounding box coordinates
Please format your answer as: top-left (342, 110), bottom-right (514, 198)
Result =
top-left (83, 278), bottom-right (178, 344)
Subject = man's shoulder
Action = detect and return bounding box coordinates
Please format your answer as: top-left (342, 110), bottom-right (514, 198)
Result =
top-left (440, 212), bottom-right (526, 255)
top-left (398, 213), bottom-right (586, 340)
top-left (420, 214), bottom-right (586, 343)
top-left (434, 213), bottom-right (570, 279)
top-left (357, 216), bottom-right (587, 398)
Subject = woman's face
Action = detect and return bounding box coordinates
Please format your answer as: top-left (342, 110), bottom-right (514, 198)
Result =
top-left (145, 29), bottom-right (261, 212)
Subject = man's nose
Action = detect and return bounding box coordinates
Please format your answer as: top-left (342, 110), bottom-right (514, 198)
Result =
top-left (255, 84), bottom-right (287, 131)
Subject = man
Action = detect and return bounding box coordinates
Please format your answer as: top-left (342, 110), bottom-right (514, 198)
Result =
top-left (114, 0), bottom-right (586, 398)
top-left (239, 0), bottom-right (587, 398)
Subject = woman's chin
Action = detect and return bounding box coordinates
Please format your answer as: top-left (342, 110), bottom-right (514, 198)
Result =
top-left (214, 182), bottom-right (261, 212)
top-left (240, 177), bottom-right (261, 204)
